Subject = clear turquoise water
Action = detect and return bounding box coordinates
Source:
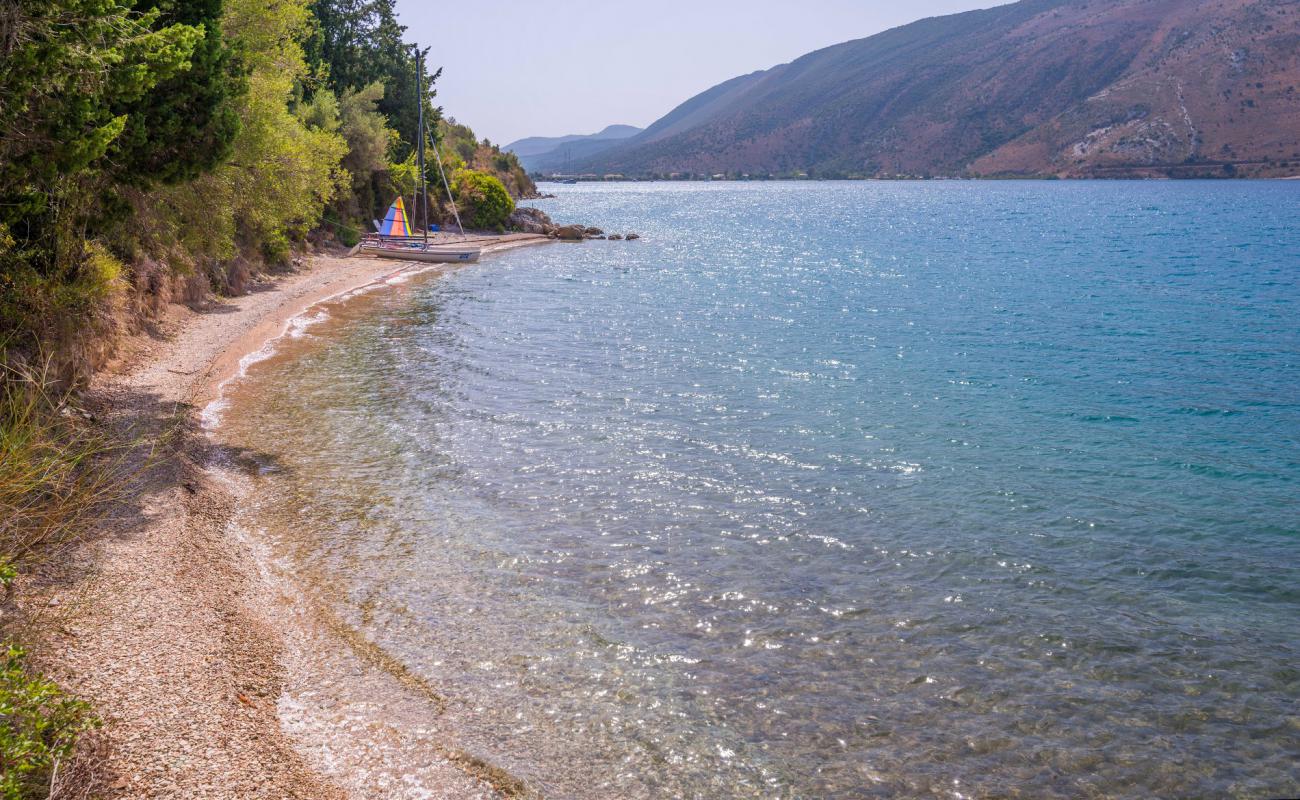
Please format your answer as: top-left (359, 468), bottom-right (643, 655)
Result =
top-left (222, 182), bottom-right (1299, 798)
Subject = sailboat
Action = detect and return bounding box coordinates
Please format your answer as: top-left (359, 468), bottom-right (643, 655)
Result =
top-left (361, 197), bottom-right (480, 263)
top-left (360, 48), bottom-right (481, 264)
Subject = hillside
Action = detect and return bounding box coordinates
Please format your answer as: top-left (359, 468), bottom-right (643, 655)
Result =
top-left (575, 0), bottom-right (1300, 178)
top-left (504, 124), bottom-right (642, 172)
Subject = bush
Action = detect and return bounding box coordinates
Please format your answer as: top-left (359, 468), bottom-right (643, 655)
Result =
top-left (0, 642), bottom-right (97, 800)
top-left (450, 169), bottom-right (514, 230)
top-left (336, 224), bottom-right (360, 248)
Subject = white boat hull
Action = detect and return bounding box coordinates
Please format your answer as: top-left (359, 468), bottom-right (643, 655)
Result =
top-left (361, 243), bottom-right (481, 263)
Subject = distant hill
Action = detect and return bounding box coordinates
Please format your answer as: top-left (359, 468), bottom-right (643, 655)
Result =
top-left (574, 0), bottom-right (1300, 178)
top-left (504, 125), bottom-right (642, 172)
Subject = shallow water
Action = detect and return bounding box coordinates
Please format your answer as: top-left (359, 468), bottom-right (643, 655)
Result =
top-left (218, 181), bottom-right (1300, 799)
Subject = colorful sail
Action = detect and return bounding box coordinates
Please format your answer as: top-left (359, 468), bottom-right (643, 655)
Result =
top-left (378, 196), bottom-right (412, 237)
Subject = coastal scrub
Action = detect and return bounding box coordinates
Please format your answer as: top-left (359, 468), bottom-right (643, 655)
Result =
top-left (451, 170), bottom-right (515, 231)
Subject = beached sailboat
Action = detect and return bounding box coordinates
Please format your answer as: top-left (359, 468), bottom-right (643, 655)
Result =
top-left (361, 197), bottom-right (480, 262)
top-left (360, 48), bottom-right (479, 264)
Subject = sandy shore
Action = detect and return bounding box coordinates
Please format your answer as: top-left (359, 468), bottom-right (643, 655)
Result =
top-left (29, 236), bottom-right (546, 799)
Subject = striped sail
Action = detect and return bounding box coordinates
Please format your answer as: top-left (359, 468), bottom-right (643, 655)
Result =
top-left (378, 196), bottom-right (413, 237)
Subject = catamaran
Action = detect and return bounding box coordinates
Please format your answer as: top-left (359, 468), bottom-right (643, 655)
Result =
top-left (360, 48), bottom-right (480, 264)
top-left (360, 196), bottom-right (480, 263)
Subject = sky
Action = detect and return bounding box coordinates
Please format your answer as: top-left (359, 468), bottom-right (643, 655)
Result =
top-left (394, 1), bottom-right (1014, 147)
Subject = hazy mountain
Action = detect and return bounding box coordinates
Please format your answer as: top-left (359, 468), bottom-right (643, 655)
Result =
top-left (504, 124), bottom-right (642, 171)
top-left (575, 0), bottom-right (1300, 178)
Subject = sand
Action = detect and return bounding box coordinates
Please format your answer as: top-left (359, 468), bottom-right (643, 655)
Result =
top-left (28, 237), bottom-right (546, 799)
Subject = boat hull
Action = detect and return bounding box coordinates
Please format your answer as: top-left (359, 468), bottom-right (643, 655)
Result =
top-left (361, 244), bottom-right (480, 263)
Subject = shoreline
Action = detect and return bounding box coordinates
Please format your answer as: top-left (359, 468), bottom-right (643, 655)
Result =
top-left (32, 236), bottom-right (546, 798)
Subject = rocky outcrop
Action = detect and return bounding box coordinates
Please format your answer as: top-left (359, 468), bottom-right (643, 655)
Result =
top-left (508, 207), bottom-right (555, 235)
top-left (513, 209), bottom-right (636, 242)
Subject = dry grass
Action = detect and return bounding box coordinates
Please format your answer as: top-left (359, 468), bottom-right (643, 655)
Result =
top-left (0, 356), bottom-right (129, 575)
top-left (0, 354), bottom-right (140, 799)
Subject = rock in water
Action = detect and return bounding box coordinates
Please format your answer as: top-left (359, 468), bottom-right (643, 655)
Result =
top-left (626, 232), bottom-right (641, 240)
top-left (555, 225), bottom-right (586, 241)
top-left (608, 234), bottom-right (624, 240)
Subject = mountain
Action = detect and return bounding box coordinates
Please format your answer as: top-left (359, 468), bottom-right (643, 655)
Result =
top-left (575, 0), bottom-right (1300, 178)
top-left (504, 124), bottom-right (642, 172)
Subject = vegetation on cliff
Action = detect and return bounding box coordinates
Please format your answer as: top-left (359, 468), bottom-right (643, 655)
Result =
top-left (0, 0), bottom-right (533, 376)
top-left (450, 170), bottom-right (516, 232)
top-left (0, 1), bottom-right (533, 792)
top-left (437, 119), bottom-right (536, 204)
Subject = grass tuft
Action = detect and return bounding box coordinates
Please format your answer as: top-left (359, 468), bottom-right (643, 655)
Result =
top-left (0, 352), bottom-right (129, 798)
top-left (0, 356), bottom-right (125, 573)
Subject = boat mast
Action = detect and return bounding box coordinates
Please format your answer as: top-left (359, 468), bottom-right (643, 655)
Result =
top-left (415, 47), bottom-right (465, 237)
top-left (416, 48), bottom-right (429, 246)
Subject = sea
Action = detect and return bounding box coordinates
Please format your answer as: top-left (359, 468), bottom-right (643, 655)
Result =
top-left (214, 181), bottom-right (1299, 799)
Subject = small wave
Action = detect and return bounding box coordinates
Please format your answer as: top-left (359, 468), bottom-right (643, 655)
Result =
top-left (288, 310), bottom-right (329, 338)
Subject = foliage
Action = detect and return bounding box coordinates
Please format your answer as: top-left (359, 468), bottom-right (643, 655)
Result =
top-left (109, 0), bottom-right (245, 188)
top-left (437, 120), bottom-right (536, 200)
top-left (451, 170), bottom-right (514, 231)
top-left (132, 0), bottom-right (347, 270)
top-left (331, 82), bottom-right (402, 229)
top-left (0, 643), bottom-right (97, 800)
top-left (0, 359), bottom-right (111, 798)
top-left (304, 0), bottom-right (439, 157)
top-left (0, 0), bottom-right (216, 350)
top-left (0, 1), bottom-right (204, 224)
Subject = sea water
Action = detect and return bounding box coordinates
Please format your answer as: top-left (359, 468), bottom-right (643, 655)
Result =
top-left (217, 181), bottom-right (1299, 799)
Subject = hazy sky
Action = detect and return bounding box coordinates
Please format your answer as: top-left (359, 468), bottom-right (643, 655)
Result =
top-left (394, 1), bottom-right (1013, 146)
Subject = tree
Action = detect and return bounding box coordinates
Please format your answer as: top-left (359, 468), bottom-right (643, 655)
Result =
top-left (110, 0), bottom-right (245, 187)
top-left (334, 82), bottom-right (401, 228)
top-left (0, 0), bottom-right (209, 339)
top-left (304, 0), bottom-right (440, 156)
top-left (136, 0), bottom-right (347, 269)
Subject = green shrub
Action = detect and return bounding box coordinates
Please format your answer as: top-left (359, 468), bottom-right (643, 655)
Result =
top-left (0, 642), bottom-right (97, 800)
top-left (337, 224), bottom-right (360, 248)
top-left (451, 169), bottom-right (514, 230)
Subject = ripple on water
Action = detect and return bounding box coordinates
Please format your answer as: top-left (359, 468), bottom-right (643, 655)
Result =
top-left (219, 181), bottom-right (1300, 799)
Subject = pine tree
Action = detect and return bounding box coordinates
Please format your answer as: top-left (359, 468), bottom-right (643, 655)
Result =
top-left (110, 0), bottom-right (245, 187)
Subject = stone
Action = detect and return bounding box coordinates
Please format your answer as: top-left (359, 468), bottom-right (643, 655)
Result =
top-left (555, 225), bottom-right (586, 241)
top-left (626, 232), bottom-right (641, 240)
top-left (507, 206), bottom-right (554, 235)
top-left (584, 226), bottom-right (604, 236)
top-left (608, 234), bottom-right (624, 240)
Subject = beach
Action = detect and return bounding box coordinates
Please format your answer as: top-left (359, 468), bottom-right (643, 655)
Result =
top-left (26, 237), bottom-right (544, 799)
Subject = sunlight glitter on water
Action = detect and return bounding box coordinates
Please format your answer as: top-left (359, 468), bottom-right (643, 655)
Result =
top-left (218, 181), bottom-right (1300, 799)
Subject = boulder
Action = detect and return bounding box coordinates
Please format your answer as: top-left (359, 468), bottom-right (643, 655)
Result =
top-left (555, 225), bottom-right (586, 241)
top-left (584, 226), bottom-right (604, 236)
top-left (508, 206), bottom-right (554, 235)
top-left (625, 232), bottom-right (641, 240)
top-left (608, 234), bottom-right (624, 240)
